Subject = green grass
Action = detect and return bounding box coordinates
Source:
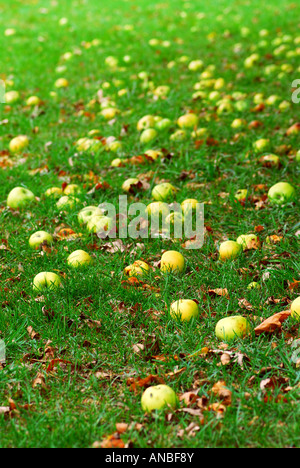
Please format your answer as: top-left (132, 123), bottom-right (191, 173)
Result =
top-left (0, 0), bottom-right (299, 448)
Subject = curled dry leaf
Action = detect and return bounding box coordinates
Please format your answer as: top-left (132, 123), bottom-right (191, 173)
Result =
top-left (254, 310), bottom-right (291, 335)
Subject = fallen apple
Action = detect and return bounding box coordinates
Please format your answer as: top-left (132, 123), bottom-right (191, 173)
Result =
top-left (67, 250), bottom-right (93, 268)
top-left (9, 135), bottom-right (29, 153)
top-left (33, 272), bottom-right (62, 293)
top-left (54, 78), bottom-right (69, 88)
top-left (215, 316), bottom-right (251, 341)
top-left (56, 196), bottom-right (79, 210)
top-left (122, 178), bottom-right (139, 192)
top-left (268, 182), bottom-right (296, 205)
top-left (7, 187), bottom-right (35, 209)
top-left (170, 299), bottom-right (199, 322)
top-left (291, 296), bottom-right (300, 321)
top-left (5, 90), bottom-right (20, 104)
top-left (146, 201), bottom-right (170, 218)
top-left (253, 138), bottom-right (270, 153)
top-left (141, 385), bottom-right (178, 412)
top-left (140, 128), bottom-right (157, 144)
top-left (152, 183), bottom-right (176, 202)
top-left (247, 282), bottom-right (261, 290)
top-left (78, 206), bottom-right (104, 224)
top-left (87, 215), bottom-right (113, 233)
top-left (161, 250), bottom-right (185, 273)
top-left (137, 115), bottom-right (156, 131)
top-left (219, 241), bottom-right (242, 261)
top-left (64, 184), bottom-right (81, 195)
top-left (236, 234), bottom-right (260, 251)
top-left (45, 187), bottom-right (63, 198)
top-left (26, 96), bottom-right (41, 106)
top-left (29, 231), bottom-right (53, 249)
top-left (235, 189), bottom-right (248, 201)
top-left (124, 260), bottom-right (150, 277)
top-left (177, 113), bottom-right (198, 129)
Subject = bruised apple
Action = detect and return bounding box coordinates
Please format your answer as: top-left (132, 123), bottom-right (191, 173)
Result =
top-left (124, 260), bottom-right (150, 277)
top-left (29, 231), bottom-right (53, 249)
top-left (141, 385), bottom-right (178, 412)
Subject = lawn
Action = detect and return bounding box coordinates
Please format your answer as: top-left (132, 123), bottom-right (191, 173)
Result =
top-left (0, 0), bottom-right (299, 449)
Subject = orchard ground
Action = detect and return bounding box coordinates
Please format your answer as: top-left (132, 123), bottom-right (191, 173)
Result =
top-left (0, 0), bottom-right (299, 449)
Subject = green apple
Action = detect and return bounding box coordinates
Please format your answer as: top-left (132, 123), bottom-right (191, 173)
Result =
top-left (141, 385), bottom-right (178, 412)
top-left (236, 234), bottom-right (260, 251)
top-left (268, 182), bottom-right (296, 205)
top-left (170, 129), bottom-right (187, 141)
top-left (217, 101), bottom-right (233, 115)
top-left (291, 297), bottom-right (300, 321)
top-left (137, 115), bottom-right (156, 131)
top-left (155, 118), bottom-right (172, 131)
top-left (152, 183), bottom-right (176, 202)
top-left (296, 151), bottom-right (300, 162)
top-left (215, 316), bottom-right (251, 341)
top-left (87, 215), bottom-right (113, 233)
top-left (56, 196), bottom-right (79, 209)
top-left (140, 128), bottom-right (157, 144)
top-left (7, 187), bottom-right (35, 209)
top-left (231, 118), bottom-right (246, 129)
top-left (177, 113), bottom-right (198, 129)
top-left (33, 272), bottom-right (62, 293)
top-left (78, 206), bottom-right (104, 224)
top-left (259, 154), bottom-right (280, 167)
top-left (161, 250), bottom-right (185, 273)
top-left (219, 241), bottom-right (242, 261)
top-left (29, 231), bottom-right (53, 249)
top-left (9, 135), bottom-right (29, 153)
top-left (170, 299), bottom-right (199, 322)
top-left (253, 139), bottom-right (270, 153)
top-left (67, 250), bottom-right (93, 268)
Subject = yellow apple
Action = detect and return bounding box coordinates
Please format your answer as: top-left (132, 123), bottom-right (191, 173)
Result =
top-left (161, 250), bottom-right (185, 273)
top-left (67, 250), bottom-right (93, 268)
top-left (141, 385), bottom-right (178, 412)
top-left (124, 260), bottom-right (150, 277)
top-left (170, 299), bottom-right (199, 322)
top-left (215, 316), bottom-right (251, 341)
top-left (9, 135), bottom-right (29, 153)
top-left (152, 183), bottom-right (176, 202)
top-left (45, 187), bottom-right (63, 198)
top-left (291, 297), bottom-right (300, 321)
top-left (177, 113), bottom-right (198, 129)
top-left (219, 241), bottom-right (242, 261)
